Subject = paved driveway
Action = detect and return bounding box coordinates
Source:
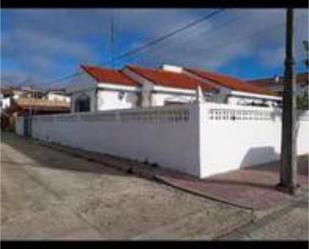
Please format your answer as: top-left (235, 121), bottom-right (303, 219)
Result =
top-left (1, 132), bottom-right (252, 240)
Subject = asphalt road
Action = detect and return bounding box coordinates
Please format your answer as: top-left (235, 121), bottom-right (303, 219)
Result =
top-left (1, 132), bottom-right (253, 240)
top-left (1, 132), bottom-right (308, 240)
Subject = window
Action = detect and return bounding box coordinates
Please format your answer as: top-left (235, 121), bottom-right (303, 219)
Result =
top-left (118, 91), bottom-right (125, 100)
top-left (74, 94), bottom-right (90, 112)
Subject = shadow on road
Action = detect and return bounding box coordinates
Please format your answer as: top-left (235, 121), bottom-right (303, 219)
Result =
top-left (1, 131), bottom-right (128, 177)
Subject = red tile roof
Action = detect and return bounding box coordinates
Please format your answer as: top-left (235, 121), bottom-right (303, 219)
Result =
top-left (81, 65), bottom-right (139, 87)
top-left (298, 72), bottom-right (309, 84)
top-left (186, 68), bottom-right (272, 95)
top-left (126, 65), bottom-right (217, 91)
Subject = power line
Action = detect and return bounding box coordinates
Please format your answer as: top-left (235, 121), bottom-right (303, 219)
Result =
top-left (123, 11), bottom-right (245, 66)
top-left (40, 9), bottom-right (225, 87)
top-left (103, 9), bottom-right (225, 65)
top-left (142, 21), bottom-right (288, 69)
top-left (121, 11), bottom-right (306, 69)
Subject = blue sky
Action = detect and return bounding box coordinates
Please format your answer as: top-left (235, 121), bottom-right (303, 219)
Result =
top-left (1, 9), bottom-right (308, 88)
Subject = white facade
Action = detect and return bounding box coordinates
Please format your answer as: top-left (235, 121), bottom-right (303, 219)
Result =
top-left (151, 91), bottom-right (196, 106)
top-left (0, 93), bottom-right (22, 111)
top-left (227, 91), bottom-right (281, 107)
top-left (96, 83), bottom-right (140, 111)
top-left (68, 84), bottom-right (140, 112)
top-left (17, 102), bottom-right (309, 178)
top-left (124, 66), bottom-right (225, 107)
top-left (0, 97), bottom-right (11, 110)
top-left (46, 92), bottom-right (70, 103)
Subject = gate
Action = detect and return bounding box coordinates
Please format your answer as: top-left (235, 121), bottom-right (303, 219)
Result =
top-left (24, 116), bottom-right (32, 137)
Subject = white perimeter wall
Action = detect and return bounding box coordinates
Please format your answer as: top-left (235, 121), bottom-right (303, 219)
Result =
top-left (30, 104), bottom-right (201, 176)
top-left (16, 102), bottom-right (309, 178)
top-left (199, 103), bottom-right (309, 177)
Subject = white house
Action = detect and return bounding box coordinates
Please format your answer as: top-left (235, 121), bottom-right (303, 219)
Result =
top-left (183, 67), bottom-right (281, 107)
top-left (66, 64), bottom-right (281, 113)
top-left (122, 64), bottom-right (220, 106)
top-left (66, 65), bottom-right (142, 112)
top-left (0, 86), bottom-right (38, 112)
top-left (0, 94), bottom-right (11, 111)
top-left (45, 88), bottom-right (71, 103)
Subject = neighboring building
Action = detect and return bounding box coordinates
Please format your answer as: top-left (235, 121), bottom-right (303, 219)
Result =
top-left (19, 86), bottom-right (45, 99)
top-left (0, 85), bottom-right (45, 112)
top-left (0, 87), bottom-right (10, 111)
top-left (1, 86), bottom-right (21, 111)
top-left (5, 98), bottom-right (70, 116)
top-left (66, 64), bottom-right (281, 113)
top-left (1, 97), bottom-right (70, 131)
top-left (0, 85), bottom-right (71, 111)
top-left (248, 72), bottom-right (309, 96)
top-left (44, 88), bottom-right (71, 103)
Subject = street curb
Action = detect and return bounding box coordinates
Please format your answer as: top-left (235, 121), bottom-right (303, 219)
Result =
top-left (153, 175), bottom-right (255, 212)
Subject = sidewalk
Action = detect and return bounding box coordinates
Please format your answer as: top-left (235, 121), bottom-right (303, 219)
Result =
top-left (156, 155), bottom-right (308, 211)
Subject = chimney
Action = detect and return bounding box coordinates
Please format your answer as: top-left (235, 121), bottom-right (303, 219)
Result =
top-left (161, 64), bottom-right (183, 73)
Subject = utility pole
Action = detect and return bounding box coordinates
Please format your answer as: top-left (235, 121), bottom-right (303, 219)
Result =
top-left (279, 8), bottom-right (299, 195)
top-left (303, 40), bottom-right (309, 69)
top-left (28, 85), bottom-right (33, 138)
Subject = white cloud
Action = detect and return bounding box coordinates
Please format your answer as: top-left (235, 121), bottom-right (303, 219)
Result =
top-left (1, 9), bottom-right (308, 85)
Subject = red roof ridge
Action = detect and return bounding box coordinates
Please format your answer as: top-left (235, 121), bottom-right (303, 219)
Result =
top-left (81, 64), bottom-right (139, 87)
top-left (186, 67), bottom-right (273, 95)
top-left (126, 64), bottom-right (218, 91)
top-left (187, 67), bottom-right (246, 81)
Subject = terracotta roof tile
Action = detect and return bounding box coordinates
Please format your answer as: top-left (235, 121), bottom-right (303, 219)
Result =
top-left (186, 68), bottom-right (271, 95)
top-left (127, 65), bottom-right (217, 91)
top-left (81, 65), bottom-right (139, 87)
